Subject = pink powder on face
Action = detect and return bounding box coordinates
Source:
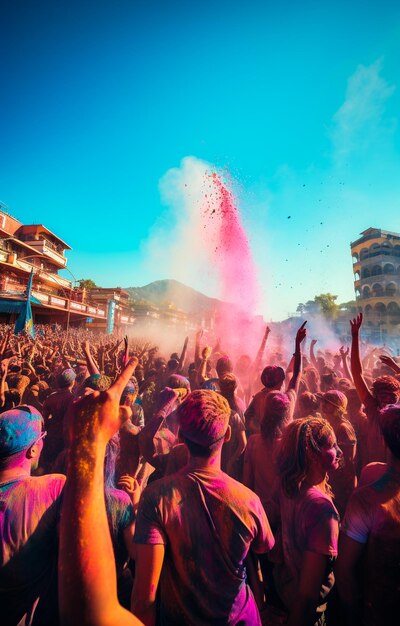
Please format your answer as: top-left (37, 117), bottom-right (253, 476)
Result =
top-left (200, 170), bottom-right (261, 356)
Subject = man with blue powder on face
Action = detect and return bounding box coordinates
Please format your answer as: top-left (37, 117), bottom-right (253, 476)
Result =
top-left (0, 405), bottom-right (65, 626)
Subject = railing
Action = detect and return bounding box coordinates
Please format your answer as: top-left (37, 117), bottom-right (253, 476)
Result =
top-left (21, 239), bottom-right (67, 267)
top-left (0, 287), bottom-right (106, 318)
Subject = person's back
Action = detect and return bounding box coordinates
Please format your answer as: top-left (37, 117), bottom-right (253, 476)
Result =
top-left (337, 402), bottom-right (400, 626)
top-left (135, 466), bottom-right (272, 624)
top-left (243, 391), bottom-right (292, 515)
top-left (0, 405), bottom-right (65, 626)
top-left (244, 435), bottom-right (279, 511)
top-left (132, 389), bottom-right (274, 625)
top-left (0, 473), bottom-right (65, 625)
top-left (341, 468), bottom-right (400, 624)
top-left (41, 369), bottom-right (75, 471)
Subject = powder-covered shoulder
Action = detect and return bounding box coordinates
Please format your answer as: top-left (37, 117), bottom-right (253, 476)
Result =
top-left (301, 490), bottom-right (339, 521)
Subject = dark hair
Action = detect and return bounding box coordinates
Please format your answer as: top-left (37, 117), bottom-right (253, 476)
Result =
top-left (181, 434), bottom-right (222, 458)
top-left (372, 375), bottom-right (400, 398)
top-left (380, 403), bottom-right (400, 459)
top-left (260, 391), bottom-right (291, 441)
top-left (216, 356), bottom-right (233, 378)
top-left (298, 391), bottom-right (319, 417)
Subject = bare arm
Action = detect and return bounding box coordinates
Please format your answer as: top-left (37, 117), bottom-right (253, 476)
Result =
top-left (287, 551), bottom-right (332, 626)
top-left (226, 427), bottom-right (247, 474)
top-left (335, 534), bottom-right (364, 625)
top-left (287, 322), bottom-right (307, 393)
top-left (138, 388), bottom-right (179, 470)
top-left (58, 358), bottom-right (143, 626)
top-left (339, 346), bottom-right (352, 381)
top-left (0, 359), bottom-right (9, 407)
top-left (254, 325), bottom-right (270, 370)
top-left (131, 544), bottom-right (165, 626)
top-left (82, 340), bottom-right (100, 376)
top-left (194, 329), bottom-right (203, 368)
top-left (178, 336), bottom-right (189, 373)
top-left (349, 314), bottom-right (372, 405)
top-left (309, 339), bottom-right (318, 370)
top-left (379, 354), bottom-right (400, 375)
top-left (197, 345), bottom-right (212, 386)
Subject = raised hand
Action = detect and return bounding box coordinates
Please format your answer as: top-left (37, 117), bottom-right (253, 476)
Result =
top-left (202, 345), bottom-right (212, 360)
top-left (68, 357), bottom-right (138, 447)
top-left (339, 345), bottom-right (349, 358)
top-left (82, 340), bottom-right (91, 353)
top-left (379, 354), bottom-right (400, 373)
top-left (117, 474), bottom-right (140, 505)
top-left (350, 313), bottom-right (363, 336)
top-left (0, 358), bottom-right (10, 377)
top-left (123, 335), bottom-right (129, 367)
top-left (156, 387), bottom-right (180, 412)
top-left (295, 321), bottom-right (307, 347)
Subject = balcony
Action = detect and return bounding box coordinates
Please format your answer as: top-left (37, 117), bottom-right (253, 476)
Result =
top-left (0, 284), bottom-right (106, 318)
top-left (20, 239), bottom-right (67, 268)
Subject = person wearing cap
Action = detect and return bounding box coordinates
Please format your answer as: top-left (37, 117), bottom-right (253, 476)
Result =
top-left (320, 390), bottom-right (357, 517)
top-left (132, 389), bottom-right (275, 626)
top-left (0, 405), bottom-right (65, 625)
top-left (41, 368), bottom-right (76, 472)
top-left (244, 322), bottom-right (307, 435)
top-left (336, 403), bottom-right (400, 625)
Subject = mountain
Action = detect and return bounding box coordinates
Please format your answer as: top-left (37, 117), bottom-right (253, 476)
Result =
top-left (124, 279), bottom-right (222, 314)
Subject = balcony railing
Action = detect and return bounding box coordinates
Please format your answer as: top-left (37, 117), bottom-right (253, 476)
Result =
top-left (20, 239), bottom-right (67, 267)
top-left (0, 286), bottom-right (106, 318)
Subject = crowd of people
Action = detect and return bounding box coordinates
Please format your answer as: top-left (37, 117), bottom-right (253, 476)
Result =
top-left (0, 316), bottom-right (399, 626)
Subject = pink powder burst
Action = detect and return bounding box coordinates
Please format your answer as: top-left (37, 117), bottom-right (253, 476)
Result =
top-left (200, 170), bottom-right (262, 355)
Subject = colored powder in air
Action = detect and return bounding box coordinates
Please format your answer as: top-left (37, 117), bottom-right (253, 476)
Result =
top-left (200, 170), bottom-right (261, 355)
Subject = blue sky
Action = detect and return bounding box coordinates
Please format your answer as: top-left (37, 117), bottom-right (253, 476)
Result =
top-left (1, 0), bottom-right (400, 320)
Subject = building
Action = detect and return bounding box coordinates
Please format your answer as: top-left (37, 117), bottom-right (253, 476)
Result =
top-left (0, 206), bottom-right (106, 327)
top-left (84, 288), bottom-right (135, 333)
top-left (351, 227), bottom-right (400, 342)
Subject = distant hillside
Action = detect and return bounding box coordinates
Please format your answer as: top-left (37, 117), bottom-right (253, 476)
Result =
top-left (124, 279), bottom-right (221, 314)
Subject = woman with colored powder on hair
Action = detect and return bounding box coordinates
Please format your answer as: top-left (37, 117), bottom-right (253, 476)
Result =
top-left (271, 418), bottom-right (341, 626)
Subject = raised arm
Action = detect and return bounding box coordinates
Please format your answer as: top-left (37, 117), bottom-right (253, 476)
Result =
top-left (137, 388), bottom-right (179, 471)
top-left (197, 345), bottom-right (212, 386)
top-left (178, 336), bottom-right (189, 373)
top-left (0, 359), bottom-right (9, 407)
top-left (379, 354), bottom-right (400, 375)
top-left (339, 345), bottom-right (352, 382)
top-left (59, 357), bottom-right (143, 626)
top-left (287, 321), bottom-right (307, 393)
top-left (254, 325), bottom-right (270, 371)
top-left (194, 329), bottom-right (203, 368)
top-left (82, 340), bottom-right (100, 376)
top-left (309, 338), bottom-right (318, 370)
top-left (349, 313), bottom-right (372, 405)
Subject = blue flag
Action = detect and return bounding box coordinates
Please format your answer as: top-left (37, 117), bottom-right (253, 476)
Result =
top-left (14, 270), bottom-right (35, 338)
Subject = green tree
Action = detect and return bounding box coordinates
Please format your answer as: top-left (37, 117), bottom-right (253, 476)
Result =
top-left (296, 300), bottom-right (319, 316)
top-left (297, 294), bottom-right (339, 319)
top-left (78, 279), bottom-right (97, 290)
top-left (314, 293), bottom-right (339, 319)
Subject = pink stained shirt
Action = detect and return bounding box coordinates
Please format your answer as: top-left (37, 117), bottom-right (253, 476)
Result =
top-left (134, 466), bottom-right (274, 625)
